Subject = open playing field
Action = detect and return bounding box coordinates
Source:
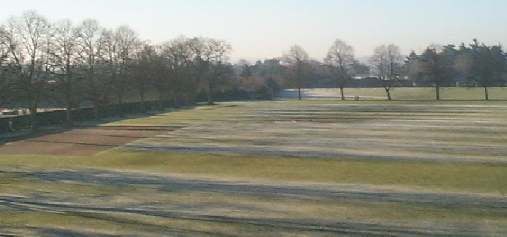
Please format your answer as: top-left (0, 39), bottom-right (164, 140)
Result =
top-left (1, 91), bottom-right (507, 236)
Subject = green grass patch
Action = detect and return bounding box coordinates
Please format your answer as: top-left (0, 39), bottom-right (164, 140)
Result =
top-left (1, 151), bottom-right (506, 195)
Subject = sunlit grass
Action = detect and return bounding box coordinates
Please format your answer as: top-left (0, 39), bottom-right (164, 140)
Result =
top-left (1, 150), bottom-right (506, 194)
top-left (2, 99), bottom-right (507, 235)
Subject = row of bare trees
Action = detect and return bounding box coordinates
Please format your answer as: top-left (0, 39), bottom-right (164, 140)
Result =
top-left (282, 40), bottom-right (356, 101)
top-left (1, 12), bottom-right (506, 131)
top-left (283, 40), bottom-right (387, 101)
top-left (0, 11), bottom-right (236, 129)
top-left (282, 39), bottom-right (506, 101)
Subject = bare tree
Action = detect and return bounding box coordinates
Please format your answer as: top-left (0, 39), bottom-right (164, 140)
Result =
top-left (113, 25), bottom-right (140, 108)
top-left (3, 11), bottom-right (51, 130)
top-left (283, 45), bottom-right (309, 100)
top-left (324, 39), bottom-right (354, 100)
top-left (48, 19), bottom-right (81, 126)
top-left (161, 37), bottom-right (194, 106)
top-left (187, 37), bottom-right (232, 105)
top-left (205, 39), bottom-right (232, 105)
top-left (0, 25), bottom-right (12, 106)
top-left (370, 44), bottom-right (402, 100)
top-left (132, 43), bottom-right (160, 111)
top-left (77, 19), bottom-right (110, 119)
top-left (97, 28), bottom-right (119, 106)
top-left (2, 11), bottom-right (279, 131)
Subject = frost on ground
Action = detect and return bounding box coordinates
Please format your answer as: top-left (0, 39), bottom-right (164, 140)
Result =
top-left (126, 101), bottom-right (507, 164)
top-left (1, 168), bottom-right (506, 236)
top-left (1, 100), bottom-right (507, 236)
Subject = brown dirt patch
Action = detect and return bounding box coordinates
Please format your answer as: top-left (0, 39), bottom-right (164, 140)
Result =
top-left (0, 126), bottom-right (177, 156)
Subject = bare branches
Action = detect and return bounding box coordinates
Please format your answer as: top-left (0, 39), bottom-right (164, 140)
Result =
top-left (370, 44), bottom-right (402, 100)
top-left (324, 39), bottom-right (354, 69)
top-left (1, 11), bottom-right (52, 129)
top-left (324, 39), bottom-right (355, 100)
top-left (282, 45), bottom-right (309, 100)
top-left (177, 37), bottom-right (232, 105)
top-left (283, 45), bottom-right (309, 65)
top-left (0, 25), bottom-right (12, 106)
top-left (47, 19), bottom-right (82, 125)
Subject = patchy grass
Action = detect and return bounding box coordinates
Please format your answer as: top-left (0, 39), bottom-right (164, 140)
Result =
top-left (1, 151), bottom-right (507, 194)
top-left (2, 99), bottom-right (507, 235)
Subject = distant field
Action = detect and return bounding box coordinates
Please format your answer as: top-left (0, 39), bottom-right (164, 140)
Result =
top-left (281, 87), bottom-right (507, 100)
top-left (1, 100), bottom-right (507, 236)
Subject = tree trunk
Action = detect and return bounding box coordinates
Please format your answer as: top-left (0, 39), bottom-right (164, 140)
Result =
top-left (140, 92), bottom-right (146, 113)
top-left (435, 85), bottom-right (441, 101)
top-left (65, 106), bottom-right (73, 128)
top-left (117, 94), bottom-right (124, 117)
top-left (207, 92), bottom-right (214, 105)
top-left (297, 65), bottom-right (303, 101)
top-left (340, 87), bottom-right (345, 101)
top-left (29, 105), bottom-right (38, 131)
top-left (64, 86), bottom-right (74, 127)
top-left (64, 65), bottom-right (74, 127)
top-left (484, 87), bottom-right (489, 101)
top-left (207, 79), bottom-right (214, 105)
top-left (385, 88), bottom-right (392, 101)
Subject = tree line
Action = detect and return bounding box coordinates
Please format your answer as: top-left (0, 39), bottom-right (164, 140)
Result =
top-left (1, 11), bottom-right (506, 130)
top-left (283, 39), bottom-right (506, 101)
top-left (0, 11), bottom-right (282, 130)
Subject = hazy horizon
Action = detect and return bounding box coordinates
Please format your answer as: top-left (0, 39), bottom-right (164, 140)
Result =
top-left (1, 0), bottom-right (506, 62)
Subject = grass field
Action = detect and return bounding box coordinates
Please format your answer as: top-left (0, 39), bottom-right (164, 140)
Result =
top-left (1, 93), bottom-right (507, 236)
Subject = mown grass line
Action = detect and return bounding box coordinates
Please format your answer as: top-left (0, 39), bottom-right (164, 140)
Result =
top-left (1, 150), bottom-right (506, 195)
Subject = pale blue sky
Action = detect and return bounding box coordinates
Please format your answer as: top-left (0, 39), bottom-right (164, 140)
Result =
top-left (1, 0), bottom-right (506, 61)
